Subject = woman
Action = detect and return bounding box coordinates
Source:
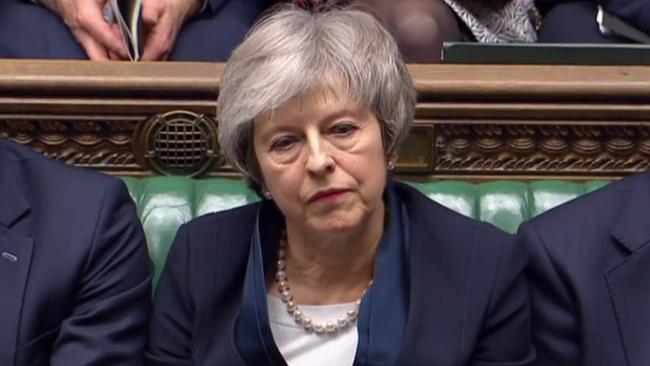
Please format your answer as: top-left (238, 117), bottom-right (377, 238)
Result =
top-left (146, 5), bottom-right (534, 366)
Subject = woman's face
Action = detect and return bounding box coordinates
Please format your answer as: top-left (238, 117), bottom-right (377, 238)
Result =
top-left (252, 89), bottom-right (387, 234)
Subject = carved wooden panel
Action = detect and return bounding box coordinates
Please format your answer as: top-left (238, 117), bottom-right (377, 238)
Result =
top-left (432, 122), bottom-right (650, 179)
top-left (0, 118), bottom-right (142, 174)
top-left (1, 60), bottom-right (649, 180)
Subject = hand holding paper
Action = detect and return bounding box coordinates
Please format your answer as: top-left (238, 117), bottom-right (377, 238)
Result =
top-left (139, 0), bottom-right (203, 61)
top-left (39, 0), bottom-right (128, 60)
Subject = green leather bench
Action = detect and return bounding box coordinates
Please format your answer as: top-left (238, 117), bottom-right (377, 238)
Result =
top-left (121, 177), bottom-right (609, 287)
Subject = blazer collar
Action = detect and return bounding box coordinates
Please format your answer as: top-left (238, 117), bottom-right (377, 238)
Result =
top-left (610, 171), bottom-right (650, 253)
top-left (0, 141), bottom-right (30, 228)
top-left (606, 171), bottom-right (650, 365)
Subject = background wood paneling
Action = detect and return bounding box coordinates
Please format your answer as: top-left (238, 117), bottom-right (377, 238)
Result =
top-left (1, 60), bottom-right (649, 180)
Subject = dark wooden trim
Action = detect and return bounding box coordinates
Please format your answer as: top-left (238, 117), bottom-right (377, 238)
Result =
top-left (1, 60), bottom-right (649, 180)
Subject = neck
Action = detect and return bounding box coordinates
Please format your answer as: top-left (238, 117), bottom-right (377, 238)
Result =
top-left (278, 201), bottom-right (385, 305)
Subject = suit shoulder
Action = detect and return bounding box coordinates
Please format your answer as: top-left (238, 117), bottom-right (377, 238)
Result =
top-left (396, 181), bottom-right (511, 240)
top-left (397, 181), bottom-right (515, 267)
top-left (8, 139), bottom-right (118, 190)
top-left (4, 140), bottom-right (129, 211)
top-left (181, 203), bottom-right (260, 240)
top-left (527, 175), bottom-right (633, 229)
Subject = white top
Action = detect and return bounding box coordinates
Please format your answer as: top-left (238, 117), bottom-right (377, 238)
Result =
top-left (267, 294), bottom-right (358, 366)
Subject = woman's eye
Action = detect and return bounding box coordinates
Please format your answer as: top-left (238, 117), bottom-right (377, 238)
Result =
top-left (270, 136), bottom-right (297, 151)
top-left (330, 123), bottom-right (358, 136)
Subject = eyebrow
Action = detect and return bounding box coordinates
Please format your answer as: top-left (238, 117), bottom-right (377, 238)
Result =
top-left (255, 106), bottom-right (366, 142)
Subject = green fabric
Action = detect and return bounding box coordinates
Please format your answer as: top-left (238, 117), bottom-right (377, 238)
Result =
top-left (120, 177), bottom-right (611, 288)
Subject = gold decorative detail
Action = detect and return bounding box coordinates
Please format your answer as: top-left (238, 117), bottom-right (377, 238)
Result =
top-left (133, 111), bottom-right (221, 176)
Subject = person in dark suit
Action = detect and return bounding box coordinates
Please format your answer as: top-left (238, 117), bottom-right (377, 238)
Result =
top-left (0, 0), bottom-right (272, 61)
top-left (536, 0), bottom-right (650, 42)
top-left (0, 138), bottom-right (152, 365)
top-left (146, 5), bottom-right (534, 366)
top-left (521, 170), bottom-right (650, 365)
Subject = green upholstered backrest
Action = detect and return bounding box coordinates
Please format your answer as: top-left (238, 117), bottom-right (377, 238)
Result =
top-left (120, 177), bottom-right (610, 288)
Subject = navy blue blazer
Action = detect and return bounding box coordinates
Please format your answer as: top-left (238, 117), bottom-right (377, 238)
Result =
top-left (536, 0), bottom-right (650, 34)
top-left (521, 170), bottom-right (650, 366)
top-left (147, 181), bottom-right (534, 365)
top-left (0, 139), bottom-right (152, 366)
top-left (0, 0), bottom-right (272, 61)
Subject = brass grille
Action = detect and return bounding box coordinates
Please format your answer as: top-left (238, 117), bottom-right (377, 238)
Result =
top-left (135, 111), bottom-right (220, 176)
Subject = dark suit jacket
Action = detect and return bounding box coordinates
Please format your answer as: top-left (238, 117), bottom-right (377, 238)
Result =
top-left (147, 181), bottom-right (534, 365)
top-left (521, 170), bottom-right (650, 366)
top-left (0, 0), bottom-right (272, 61)
top-left (0, 139), bottom-right (153, 366)
top-left (536, 0), bottom-right (650, 34)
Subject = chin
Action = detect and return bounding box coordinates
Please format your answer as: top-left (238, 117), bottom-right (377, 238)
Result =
top-left (310, 211), bottom-right (365, 234)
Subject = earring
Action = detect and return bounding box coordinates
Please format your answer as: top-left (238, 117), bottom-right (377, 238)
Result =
top-left (263, 191), bottom-right (272, 200)
top-left (388, 161), bottom-right (395, 171)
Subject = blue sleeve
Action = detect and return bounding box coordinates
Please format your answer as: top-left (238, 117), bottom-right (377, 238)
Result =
top-left (146, 224), bottom-right (194, 366)
top-left (471, 227), bottom-right (536, 366)
top-left (51, 180), bottom-right (153, 365)
top-left (519, 222), bottom-right (579, 366)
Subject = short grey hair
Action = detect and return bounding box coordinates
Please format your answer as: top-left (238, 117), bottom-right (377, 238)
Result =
top-left (217, 4), bottom-right (416, 188)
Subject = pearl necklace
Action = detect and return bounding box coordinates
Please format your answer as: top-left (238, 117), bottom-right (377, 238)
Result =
top-left (275, 234), bottom-right (373, 334)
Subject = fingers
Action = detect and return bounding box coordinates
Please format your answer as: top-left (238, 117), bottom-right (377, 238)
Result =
top-left (76, 3), bottom-right (129, 59)
top-left (141, 1), bottom-right (164, 27)
top-left (141, 22), bottom-right (174, 61)
top-left (75, 31), bottom-right (111, 60)
top-left (140, 2), bottom-right (178, 62)
top-left (140, 0), bottom-right (168, 60)
top-left (107, 22), bottom-right (127, 60)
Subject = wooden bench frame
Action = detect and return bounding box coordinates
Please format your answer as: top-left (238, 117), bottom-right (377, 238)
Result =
top-left (1, 59), bottom-right (649, 181)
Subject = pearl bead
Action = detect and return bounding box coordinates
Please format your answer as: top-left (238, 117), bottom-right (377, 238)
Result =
top-left (287, 303), bottom-right (297, 313)
top-left (277, 259), bottom-right (286, 270)
top-left (337, 317), bottom-right (348, 328)
top-left (293, 309), bottom-right (303, 321)
top-left (277, 280), bottom-right (289, 291)
top-left (347, 309), bottom-right (358, 320)
top-left (302, 316), bottom-right (312, 326)
top-left (313, 324), bottom-right (324, 333)
top-left (275, 270), bottom-right (287, 281)
top-left (281, 290), bottom-right (292, 302)
top-left (325, 322), bottom-right (336, 333)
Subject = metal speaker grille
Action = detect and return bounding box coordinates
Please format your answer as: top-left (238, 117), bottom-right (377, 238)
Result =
top-left (138, 111), bottom-right (220, 176)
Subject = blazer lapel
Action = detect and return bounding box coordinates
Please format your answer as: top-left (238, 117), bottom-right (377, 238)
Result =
top-left (0, 229), bottom-right (34, 360)
top-left (0, 143), bottom-right (34, 361)
top-left (606, 174), bottom-right (650, 366)
top-left (394, 194), bottom-right (470, 365)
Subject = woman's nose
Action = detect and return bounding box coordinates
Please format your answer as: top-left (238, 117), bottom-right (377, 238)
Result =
top-left (304, 131), bottom-right (334, 174)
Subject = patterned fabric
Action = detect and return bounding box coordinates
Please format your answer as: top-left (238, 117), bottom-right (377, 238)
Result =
top-left (443, 0), bottom-right (539, 43)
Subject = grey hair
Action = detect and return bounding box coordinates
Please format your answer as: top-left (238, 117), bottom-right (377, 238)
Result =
top-left (217, 4), bottom-right (416, 188)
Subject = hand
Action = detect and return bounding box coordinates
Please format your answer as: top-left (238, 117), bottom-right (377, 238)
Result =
top-left (39, 0), bottom-right (128, 60)
top-left (140, 0), bottom-right (202, 61)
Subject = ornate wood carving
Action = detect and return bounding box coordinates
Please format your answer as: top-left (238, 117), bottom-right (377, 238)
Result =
top-left (433, 122), bottom-right (650, 177)
top-left (0, 117), bottom-right (142, 174)
top-left (1, 60), bottom-right (649, 180)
